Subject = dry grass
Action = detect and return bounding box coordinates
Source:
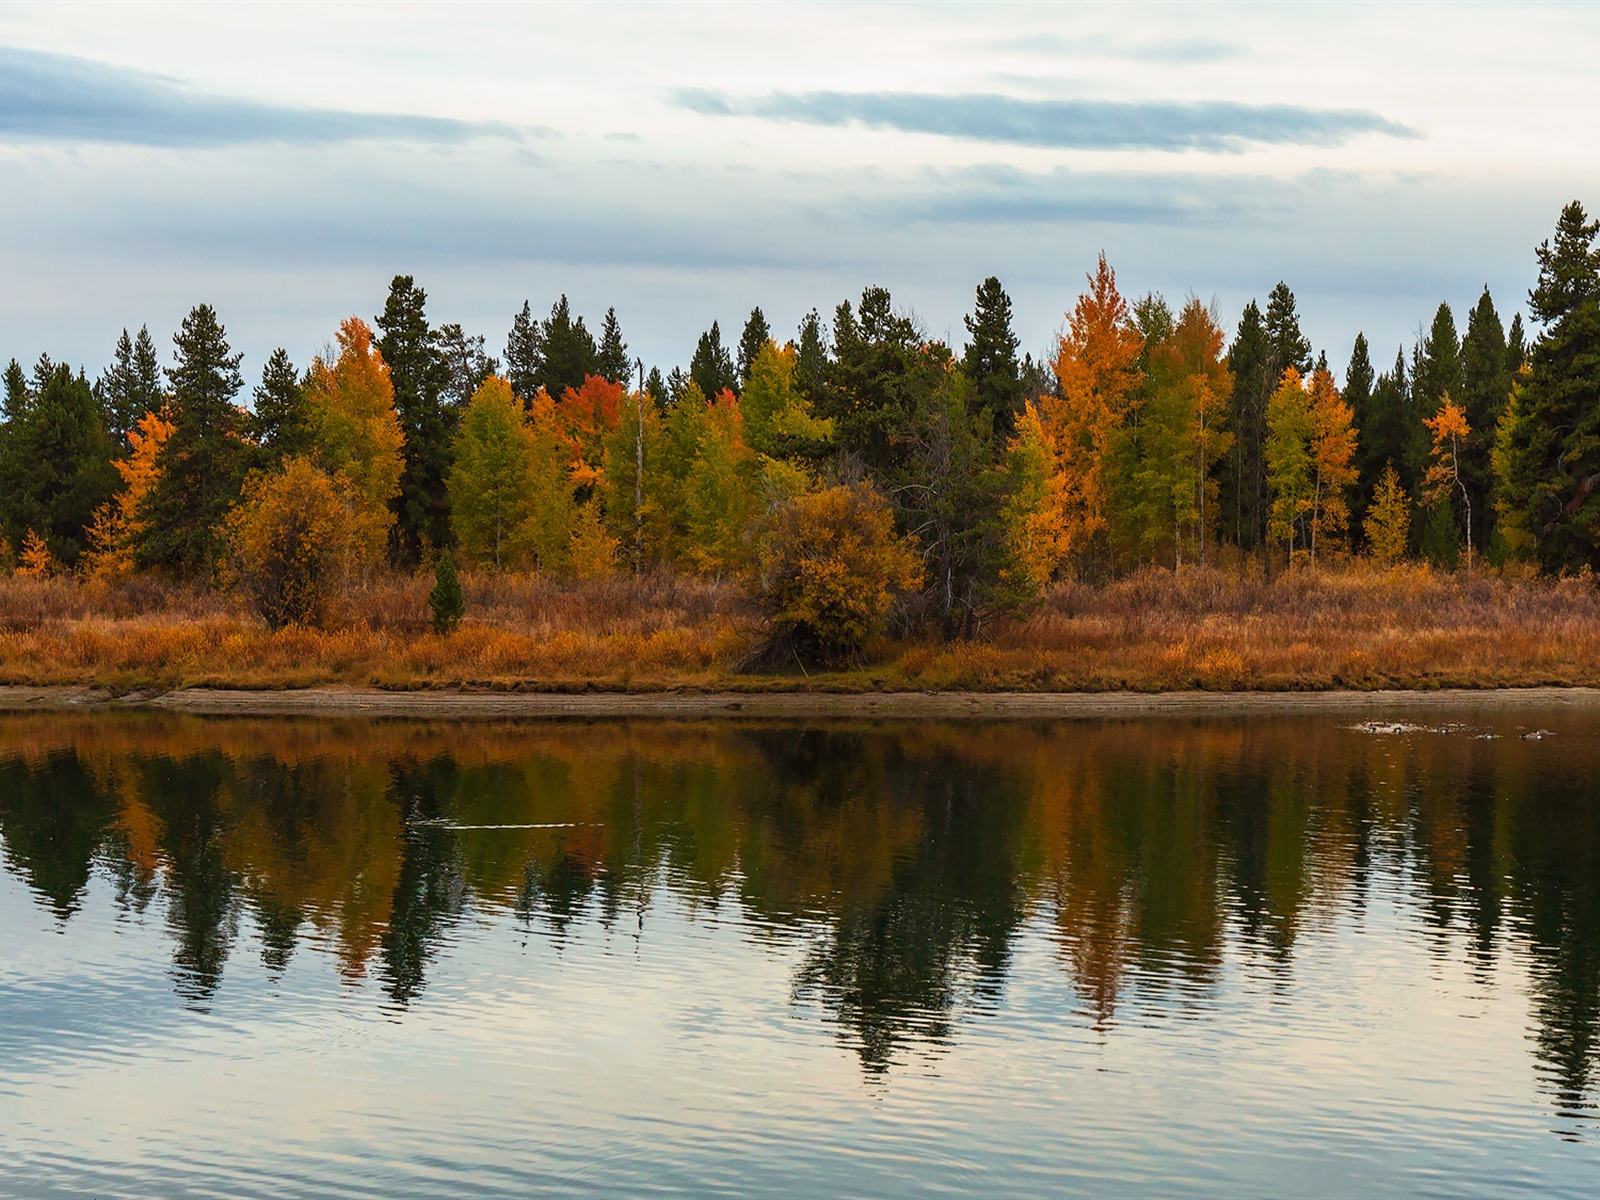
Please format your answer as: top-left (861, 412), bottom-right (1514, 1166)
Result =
top-left (2, 561), bottom-right (1599, 692)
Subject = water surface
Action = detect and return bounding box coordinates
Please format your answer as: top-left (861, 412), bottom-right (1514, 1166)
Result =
top-left (2, 709), bottom-right (1598, 1197)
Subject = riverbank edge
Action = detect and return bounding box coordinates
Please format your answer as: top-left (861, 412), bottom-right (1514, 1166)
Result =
top-left (3, 684), bottom-right (1599, 720)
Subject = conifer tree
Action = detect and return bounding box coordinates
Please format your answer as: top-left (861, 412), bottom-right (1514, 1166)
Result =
top-left (376, 275), bottom-right (451, 565)
top-left (429, 550), bottom-right (464, 633)
top-left (0, 360), bottom-right (117, 567)
top-left (97, 325), bottom-right (163, 451)
top-left (793, 309), bottom-right (829, 410)
top-left (961, 276), bottom-right (1023, 440)
top-left (1344, 333), bottom-right (1378, 539)
top-left (1460, 288), bottom-right (1509, 550)
top-left (1224, 300), bottom-right (1272, 549)
top-left (247, 348), bottom-right (308, 467)
top-left (434, 323), bottom-right (496, 410)
top-left (1364, 463), bottom-right (1411, 564)
top-left (1412, 303), bottom-right (1463, 420)
top-left (690, 321), bottom-right (737, 401)
top-left (537, 295), bottom-right (597, 398)
top-left (504, 300), bottom-right (542, 402)
top-left (1264, 282), bottom-right (1313, 376)
top-left (1505, 312), bottom-right (1527, 374)
top-left (136, 304), bottom-right (246, 579)
top-left (824, 287), bottom-right (939, 479)
top-left (645, 366), bottom-right (668, 409)
top-left (596, 307), bottom-right (630, 385)
top-left (736, 307), bottom-right (770, 388)
top-left (1494, 200), bottom-right (1600, 570)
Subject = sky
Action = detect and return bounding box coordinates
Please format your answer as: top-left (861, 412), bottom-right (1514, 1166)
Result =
top-left (2, 1), bottom-right (1598, 389)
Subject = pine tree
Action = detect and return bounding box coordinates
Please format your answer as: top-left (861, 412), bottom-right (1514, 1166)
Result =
top-left (429, 550), bottom-right (464, 633)
top-left (961, 276), bottom-right (1023, 440)
top-left (793, 309), bottom-right (829, 411)
top-left (1344, 333), bottom-right (1378, 540)
top-left (537, 296), bottom-right (597, 399)
top-left (3, 359), bottom-right (26, 420)
top-left (1459, 288), bottom-right (1509, 550)
top-left (1412, 303), bottom-right (1464, 420)
top-left (645, 366), bottom-right (668, 409)
top-left (247, 348), bottom-right (308, 467)
top-left (1505, 312), bottom-right (1527, 374)
top-left (434, 323), bottom-right (497, 410)
top-left (596, 307), bottom-right (630, 385)
top-left (824, 287), bottom-right (939, 479)
top-left (1264, 282), bottom-right (1313, 376)
top-left (504, 300), bottom-right (542, 402)
top-left (136, 304), bottom-right (246, 579)
top-left (97, 325), bottom-right (164, 451)
top-left (0, 360), bottom-right (117, 567)
top-left (1493, 200), bottom-right (1600, 570)
top-left (1224, 300), bottom-right (1272, 550)
top-left (376, 275), bottom-right (451, 565)
top-left (690, 321), bottom-right (737, 401)
top-left (736, 307), bottom-right (770, 388)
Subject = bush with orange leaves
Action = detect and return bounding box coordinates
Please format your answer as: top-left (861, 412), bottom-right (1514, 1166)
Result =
top-left (223, 456), bottom-right (358, 629)
top-left (750, 481), bottom-right (921, 666)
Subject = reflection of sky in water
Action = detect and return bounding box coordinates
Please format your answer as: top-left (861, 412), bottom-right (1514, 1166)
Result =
top-left (1, 713), bottom-right (1599, 1197)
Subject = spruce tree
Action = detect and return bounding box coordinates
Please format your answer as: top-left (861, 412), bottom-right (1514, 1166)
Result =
top-left (1344, 333), bottom-right (1377, 538)
top-left (1494, 201), bottom-right (1600, 570)
top-left (376, 275), bottom-right (451, 566)
top-left (504, 300), bottom-right (542, 402)
top-left (434, 323), bottom-right (496, 409)
top-left (97, 325), bottom-right (164, 451)
top-left (429, 550), bottom-right (464, 633)
top-left (135, 304), bottom-right (245, 578)
top-left (793, 309), bottom-right (829, 410)
top-left (597, 307), bottom-right (630, 385)
top-left (1264, 282), bottom-right (1313, 376)
top-left (0, 360), bottom-right (117, 567)
top-left (1224, 300), bottom-right (1272, 550)
top-left (247, 348), bottom-right (308, 467)
top-left (536, 296), bottom-right (597, 398)
top-left (824, 287), bottom-right (940, 478)
top-left (1505, 312), bottom-right (1527, 374)
top-left (645, 366), bottom-right (668, 410)
top-left (2, 359), bottom-right (26, 420)
top-left (1412, 303), bottom-right (1463, 416)
top-left (736, 306), bottom-right (771, 388)
top-left (1460, 288), bottom-right (1509, 549)
top-left (961, 276), bottom-right (1023, 440)
top-left (690, 321), bottom-right (736, 400)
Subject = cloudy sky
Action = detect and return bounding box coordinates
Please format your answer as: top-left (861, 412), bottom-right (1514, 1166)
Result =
top-left (2, 1), bottom-right (1597, 387)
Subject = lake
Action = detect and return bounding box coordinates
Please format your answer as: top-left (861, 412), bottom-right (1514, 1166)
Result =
top-left (2, 707), bottom-right (1598, 1197)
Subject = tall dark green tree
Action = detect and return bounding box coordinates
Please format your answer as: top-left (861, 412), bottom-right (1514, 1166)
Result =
top-left (736, 307), bottom-right (771, 389)
top-left (1460, 288), bottom-right (1510, 550)
top-left (690, 321), bottom-right (736, 400)
top-left (1344, 333), bottom-right (1379, 538)
top-left (135, 304), bottom-right (245, 578)
top-left (376, 275), bottom-right (452, 565)
top-left (1264, 282), bottom-right (1313, 376)
top-left (824, 287), bottom-right (938, 476)
top-left (1412, 302), bottom-right (1464, 417)
top-left (961, 276), bottom-right (1022, 440)
top-left (1224, 300), bottom-right (1272, 550)
top-left (0, 359), bottom-right (117, 566)
top-left (793, 309), bottom-right (829, 410)
top-left (536, 296), bottom-right (597, 398)
top-left (504, 300), bottom-right (541, 402)
top-left (1506, 312), bottom-right (1527, 375)
top-left (596, 307), bottom-right (629, 385)
top-left (96, 325), bottom-right (163, 451)
top-left (246, 348), bottom-right (309, 468)
top-left (1495, 200), bottom-right (1600, 570)
top-left (434, 323), bottom-right (496, 409)
top-left (644, 366), bottom-right (668, 410)
top-left (3, 359), bottom-right (26, 420)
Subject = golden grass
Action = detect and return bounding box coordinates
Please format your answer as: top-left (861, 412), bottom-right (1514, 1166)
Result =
top-left (2, 561), bottom-right (1599, 692)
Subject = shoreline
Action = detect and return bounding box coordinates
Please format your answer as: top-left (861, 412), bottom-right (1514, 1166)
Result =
top-left (3, 684), bottom-right (1600, 720)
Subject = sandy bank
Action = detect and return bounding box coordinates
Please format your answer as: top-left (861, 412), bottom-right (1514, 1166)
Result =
top-left (3, 685), bottom-right (1600, 721)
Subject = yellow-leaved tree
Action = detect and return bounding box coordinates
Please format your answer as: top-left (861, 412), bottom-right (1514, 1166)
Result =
top-left (448, 377), bottom-right (571, 571)
top-left (1423, 395), bottom-right (1473, 570)
top-left (1267, 366), bottom-right (1356, 568)
top-left (1305, 366), bottom-right (1358, 567)
top-left (1364, 462), bottom-right (1411, 564)
top-left (224, 456), bottom-right (358, 629)
top-left (302, 317), bottom-right (405, 573)
top-left (82, 407), bottom-right (175, 581)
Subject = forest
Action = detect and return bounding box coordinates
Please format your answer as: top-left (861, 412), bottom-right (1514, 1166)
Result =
top-left (1, 201), bottom-right (1598, 687)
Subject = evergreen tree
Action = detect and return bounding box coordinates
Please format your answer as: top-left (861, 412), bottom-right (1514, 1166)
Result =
top-left (1412, 302), bottom-right (1463, 417)
top-left (961, 276), bottom-right (1023, 440)
top-left (536, 295), bottom-right (597, 398)
top-left (793, 309), bottom-right (829, 410)
top-left (0, 359), bottom-right (117, 566)
top-left (97, 325), bottom-right (163, 451)
top-left (135, 304), bottom-right (245, 578)
top-left (690, 320), bottom-right (737, 400)
top-left (596, 307), bottom-right (630, 385)
top-left (1506, 312), bottom-right (1527, 374)
top-left (434, 323), bottom-right (496, 411)
top-left (1494, 201), bottom-right (1600, 570)
top-left (503, 300), bottom-right (542, 402)
top-left (736, 307), bottom-right (770, 388)
top-left (429, 550), bottom-right (464, 633)
top-left (1019, 352), bottom-right (1054, 404)
top-left (247, 348), bottom-right (309, 467)
top-left (3, 359), bottom-right (26, 421)
top-left (644, 366), bottom-right (668, 410)
top-left (376, 275), bottom-right (451, 565)
top-left (1264, 282), bottom-right (1313, 376)
top-left (1460, 288), bottom-right (1509, 549)
top-left (1224, 299), bottom-right (1273, 550)
top-left (824, 287), bottom-right (938, 477)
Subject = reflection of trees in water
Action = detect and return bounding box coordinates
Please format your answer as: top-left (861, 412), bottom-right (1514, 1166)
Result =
top-left (1, 713), bottom-right (1599, 1112)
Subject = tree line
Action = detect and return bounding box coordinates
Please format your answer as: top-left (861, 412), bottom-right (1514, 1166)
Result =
top-left (2, 201), bottom-right (1598, 648)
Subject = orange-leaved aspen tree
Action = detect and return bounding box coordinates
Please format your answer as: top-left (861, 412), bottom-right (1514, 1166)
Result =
top-left (1424, 395), bottom-right (1473, 570)
top-left (1037, 253), bottom-right (1142, 573)
top-left (83, 407), bottom-right (175, 580)
top-left (303, 317), bottom-right (405, 574)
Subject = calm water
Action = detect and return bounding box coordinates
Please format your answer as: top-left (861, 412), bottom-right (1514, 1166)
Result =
top-left (2, 709), bottom-right (1599, 1198)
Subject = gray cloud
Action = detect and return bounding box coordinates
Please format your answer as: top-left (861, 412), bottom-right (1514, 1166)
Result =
top-left (0, 46), bottom-right (520, 147)
top-left (671, 89), bottom-right (1417, 152)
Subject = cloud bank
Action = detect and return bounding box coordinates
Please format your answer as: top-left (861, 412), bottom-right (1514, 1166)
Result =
top-left (672, 89), bottom-right (1418, 152)
top-left (0, 46), bottom-right (518, 147)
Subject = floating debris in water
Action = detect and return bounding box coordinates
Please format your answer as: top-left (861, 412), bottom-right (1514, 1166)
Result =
top-left (1521, 729), bottom-right (1555, 741)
